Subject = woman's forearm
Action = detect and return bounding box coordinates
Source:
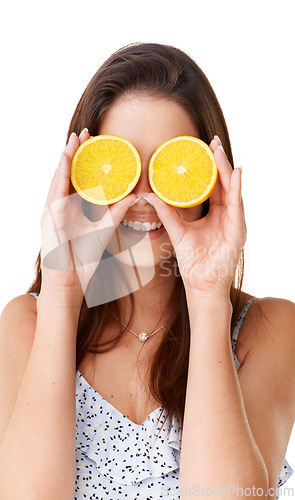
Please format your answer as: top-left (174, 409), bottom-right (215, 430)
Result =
top-left (179, 293), bottom-right (269, 499)
top-left (0, 292), bottom-right (79, 500)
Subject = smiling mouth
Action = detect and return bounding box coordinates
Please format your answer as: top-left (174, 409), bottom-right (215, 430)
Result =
top-left (119, 219), bottom-right (163, 232)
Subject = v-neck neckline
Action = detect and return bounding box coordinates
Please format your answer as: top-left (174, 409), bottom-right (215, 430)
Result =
top-left (77, 369), bottom-right (163, 427)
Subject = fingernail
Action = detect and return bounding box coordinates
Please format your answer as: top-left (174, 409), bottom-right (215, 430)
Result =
top-left (79, 127), bottom-right (89, 136)
top-left (143, 193), bottom-right (153, 205)
top-left (130, 198), bottom-right (140, 206)
top-left (214, 135), bottom-right (221, 144)
top-left (217, 144), bottom-right (225, 153)
top-left (69, 131), bottom-right (76, 142)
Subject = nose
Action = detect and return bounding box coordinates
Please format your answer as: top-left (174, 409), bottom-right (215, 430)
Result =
top-left (131, 165), bottom-right (153, 200)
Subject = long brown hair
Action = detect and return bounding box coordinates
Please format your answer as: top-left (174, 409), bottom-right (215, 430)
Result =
top-left (27, 42), bottom-right (245, 437)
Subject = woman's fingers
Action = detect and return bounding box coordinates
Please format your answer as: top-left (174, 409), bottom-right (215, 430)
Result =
top-left (213, 147), bottom-right (232, 204)
top-left (142, 192), bottom-right (185, 248)
top-left (53, 153), bottom-right (72, 205)
top-left (70, 193), bottom-right (139, 244)
top-left (100, 194), bottom-right (139, 233)
top-left (223, 164), bottom-right (247, 249)
top-left (205, 137), bottom-right (222, 209)
top-left (64, 131), bottom-right (80, 158)
top-left (57, 129), bottom-right (86, 199)
top-left (46, 133), bottom-right (80, 208)
top-left (69, 194), bottom-right (139, 269)
top-left (208, 173), bottom-right (223, 208)
top-left (69, 128), bottom-right (91, 196)
top-left (209, 136), bottom-right (220, 153)
top-left (228, 167), bottom-right (244, 228)
top-left (208, 136), bottom-right (244, 220)
top-left (78, 128), bottom-right (90, 143)
top-left (208, 136), bottom-right (232, 208)
top-left (45, 165), bottom-right (59, 207)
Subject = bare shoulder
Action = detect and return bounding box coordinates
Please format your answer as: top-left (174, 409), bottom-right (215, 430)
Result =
top-left (1, 293), bottom-right (37, 313)
top-left (235, 292), bottom-right (295, 366)
top-left (251, 295), bottom-right (295, 344)
top-left (0, 293), bottom-right (37, 345)
top-left (242, 294), bottom-right (295, 339)
top-left (0, 292), bottom-right (38, 387)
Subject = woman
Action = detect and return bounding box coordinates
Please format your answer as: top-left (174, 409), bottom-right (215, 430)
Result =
top-left (0, 42), bottom-right (294, 499)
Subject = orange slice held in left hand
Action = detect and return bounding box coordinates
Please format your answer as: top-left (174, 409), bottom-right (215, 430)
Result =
top-left (148, 136), bottom-right (218, 207)
top-left (71, 135), bottom-right (217, 207)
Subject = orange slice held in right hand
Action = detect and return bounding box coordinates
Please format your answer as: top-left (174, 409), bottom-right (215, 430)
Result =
top-left (71, 134), bottom-right (217, 207)
top-left (71, 135), bottom-right (141, 205)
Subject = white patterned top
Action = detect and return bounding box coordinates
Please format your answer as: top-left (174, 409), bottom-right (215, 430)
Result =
top-left (29, 293), bottom-right (294, 499)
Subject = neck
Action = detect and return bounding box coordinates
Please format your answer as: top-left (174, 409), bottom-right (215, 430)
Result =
top-left (121, 262), bottom-right (176, 315)
top-left (108, 261), bottom-right (178, 350)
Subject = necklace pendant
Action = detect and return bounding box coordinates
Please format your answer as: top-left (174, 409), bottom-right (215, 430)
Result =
top-left (138, 331), bottom-right (148, 342)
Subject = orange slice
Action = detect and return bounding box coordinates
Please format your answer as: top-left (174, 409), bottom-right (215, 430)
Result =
top-left (148, 136), bottom-right (218, 207)
top-left (71, 135), bottom-right (141, 205)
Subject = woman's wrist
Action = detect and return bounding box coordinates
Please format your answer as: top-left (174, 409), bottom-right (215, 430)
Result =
top-left (37, 287), bottom-right (83, 320)
top-left (184, 286), bottom-right (233, 314)
top-left (185, 287), bottom-right (233, 340)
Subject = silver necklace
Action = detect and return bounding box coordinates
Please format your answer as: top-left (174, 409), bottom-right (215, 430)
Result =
top-left (108, 309), bottom-right (167, 342)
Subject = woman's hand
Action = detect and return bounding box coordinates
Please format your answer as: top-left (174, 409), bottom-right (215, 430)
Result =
top-left (40, 129), bottom-right (138, 308)
top-left (144, 136), bottom-right (246, 299)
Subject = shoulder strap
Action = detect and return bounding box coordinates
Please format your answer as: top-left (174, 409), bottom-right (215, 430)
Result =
top-left (231, 297), bottom-right (258, 369)
top-left (29, 292), bottom-right (38, 299)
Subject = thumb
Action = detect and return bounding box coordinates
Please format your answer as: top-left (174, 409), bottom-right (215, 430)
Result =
top-left (143, 193), bottom-right (185, 248)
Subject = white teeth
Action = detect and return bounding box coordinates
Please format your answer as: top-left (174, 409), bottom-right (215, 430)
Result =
top-left (142, 222), bottom-right (152, 230)
top-left (120, 219), bottom-right (163, 231)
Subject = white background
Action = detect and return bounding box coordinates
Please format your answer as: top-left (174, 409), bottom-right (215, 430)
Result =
top-left (1, 0), bottom-right (294, 491)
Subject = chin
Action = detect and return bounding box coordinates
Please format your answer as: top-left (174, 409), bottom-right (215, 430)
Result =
top-left (108, 246), bottom-right (161, 268)
top-left (104, 226), bottom-right (176, 277)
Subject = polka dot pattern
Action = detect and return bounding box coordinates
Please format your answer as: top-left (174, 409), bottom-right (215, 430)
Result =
top-left (29, 293), bottom-right (293, 499)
